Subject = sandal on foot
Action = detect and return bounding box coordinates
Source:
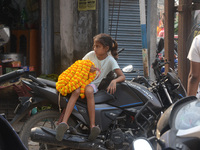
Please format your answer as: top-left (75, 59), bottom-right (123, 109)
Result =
top-left (56, 122), bottom-right (69, 141)
top-left (88, 126), bottom-right (101, 141)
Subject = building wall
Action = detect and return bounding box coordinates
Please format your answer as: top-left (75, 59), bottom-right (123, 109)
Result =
top-left (57, 0), bottom-right (97, 73)
top-left (53, 0), bottom-right (61, 74)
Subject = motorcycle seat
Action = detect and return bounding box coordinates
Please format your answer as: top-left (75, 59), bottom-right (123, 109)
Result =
top-left (78, 90), bottom-right (114, 104)
top-left (94, 90), bottom-right (114, 104)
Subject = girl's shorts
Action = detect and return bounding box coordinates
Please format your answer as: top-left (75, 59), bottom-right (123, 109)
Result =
top-left (88, 84), bottom-right (98, 93)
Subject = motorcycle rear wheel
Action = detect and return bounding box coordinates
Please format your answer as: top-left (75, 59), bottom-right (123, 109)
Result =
top-left (19, 109), bottom-right (77, 150)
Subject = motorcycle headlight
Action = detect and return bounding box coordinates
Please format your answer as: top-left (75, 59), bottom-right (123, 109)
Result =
top-left (129, 138), bottom-right (154, 150)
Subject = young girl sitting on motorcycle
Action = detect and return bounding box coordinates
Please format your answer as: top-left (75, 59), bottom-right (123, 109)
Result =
top-left (56, 33), bottom-right (125, 141)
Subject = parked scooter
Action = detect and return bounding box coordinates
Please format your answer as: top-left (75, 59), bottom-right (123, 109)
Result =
top-left (150, 96), bottom-right (200, 150)
top-left (128, 96), bottom-right (200, 150)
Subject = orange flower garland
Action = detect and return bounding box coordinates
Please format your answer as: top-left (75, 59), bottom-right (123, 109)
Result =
top-left (56, 60), bottom-right (96, 99)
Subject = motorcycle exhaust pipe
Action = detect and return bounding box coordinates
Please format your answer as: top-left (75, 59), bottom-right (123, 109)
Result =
top-left (31, 127), bottom-right (105, 150)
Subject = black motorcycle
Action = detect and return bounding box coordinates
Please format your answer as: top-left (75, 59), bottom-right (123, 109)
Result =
top-left (12, 58), bottom-right (185, 150)
top-left (0, 59), bottom-right (186, 149)
top-left (125, 57), bottom-right (186, 109)
top-left (0, 25), bottom-right (186, 149)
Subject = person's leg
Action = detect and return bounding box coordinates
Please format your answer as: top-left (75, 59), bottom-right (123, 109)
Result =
top-left (85, 85), bottom-right (100, 140)
top-left (85, 85), bottom-right (95, 128)
top-left (56, 88), bottom-right (80, 141)
top-left (62, 88), bottom-right (80, 123)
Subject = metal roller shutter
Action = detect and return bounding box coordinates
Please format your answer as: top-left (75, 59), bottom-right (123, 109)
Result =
top-left (106, 0), bottom-right (144, 80)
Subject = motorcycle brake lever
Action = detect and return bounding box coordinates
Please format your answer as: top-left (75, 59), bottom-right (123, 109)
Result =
top-left (174, 83), bottom-right (180, 89)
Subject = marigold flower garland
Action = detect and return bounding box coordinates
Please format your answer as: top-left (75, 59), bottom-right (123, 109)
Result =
top-left (56, 60), bottom-right (96, 99)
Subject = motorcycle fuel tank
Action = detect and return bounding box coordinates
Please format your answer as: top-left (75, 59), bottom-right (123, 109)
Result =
top-left (109, 81), bottom-right (162, 111)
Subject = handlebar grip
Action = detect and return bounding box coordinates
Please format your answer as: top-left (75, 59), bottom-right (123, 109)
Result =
top-left (118, 48), bottom-right (125, 54)
top-left (0, 69), bottom-right (25, 84)
top-left (28, 75), bottom-right (46, 87)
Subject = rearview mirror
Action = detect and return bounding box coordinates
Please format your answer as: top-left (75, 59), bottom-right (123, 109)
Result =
top-left (122, 65), bottom-right (133, 73)
top-left (0, 25), bottom-right (10, 46)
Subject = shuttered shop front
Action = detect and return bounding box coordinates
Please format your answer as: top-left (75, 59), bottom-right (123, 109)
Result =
top-left (102, 0), bottom-right (144, 80)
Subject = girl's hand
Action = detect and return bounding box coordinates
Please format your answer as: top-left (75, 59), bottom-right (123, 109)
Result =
top-left (107, 80), bottom-right (117, 94)
top-left (90, 65), bottom-right (97, 73)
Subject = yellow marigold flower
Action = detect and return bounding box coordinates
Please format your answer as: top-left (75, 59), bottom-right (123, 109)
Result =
top-left (72, 86), bottom-right (76, 91)
top-left (56, 60), bottom-right (96, 98)
top-left (75, 84), bottom-right (79, 88)
top-left (80, 93), bottom-right (85, 99)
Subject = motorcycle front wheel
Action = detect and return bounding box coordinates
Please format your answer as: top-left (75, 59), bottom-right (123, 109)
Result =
top-left (19, 109), bottom-right (76, 150)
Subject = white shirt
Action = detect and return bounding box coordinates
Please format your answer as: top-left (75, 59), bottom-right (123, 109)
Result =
top-left (82, 51), bottom-right (120, 87)
top-left (187, 35), bottom-right (200, 63)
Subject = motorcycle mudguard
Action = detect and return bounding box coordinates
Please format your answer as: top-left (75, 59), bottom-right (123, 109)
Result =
top-left (0, 115), bottom-right (27, 150)
top-left (31, 127), bottom-right (103, 150)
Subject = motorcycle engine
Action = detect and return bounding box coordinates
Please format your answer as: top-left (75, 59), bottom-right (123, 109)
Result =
top-left (105, 128), bottom-right (134, 149)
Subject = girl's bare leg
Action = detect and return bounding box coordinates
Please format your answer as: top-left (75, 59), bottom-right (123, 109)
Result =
top-left (85, 85), bottom-right (95, 128)
top-left (85, 85), bottom-right (100, 140)
top-left (56, 88), bottom-right (80, 141)
top-left (62, 88), bottom-right (80, 123)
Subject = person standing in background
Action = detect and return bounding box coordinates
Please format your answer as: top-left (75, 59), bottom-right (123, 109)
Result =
top-left (187, 35), bottom-right (200, 96)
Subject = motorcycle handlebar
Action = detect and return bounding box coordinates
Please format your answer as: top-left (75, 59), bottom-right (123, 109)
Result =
top-left (0, 69), bottom-right (47, 88)
top-left (28, 75), bottom-right (46, 87)
top-left (118, 48), bottom-right (125, 54)
top-left (0, 69), bottom-right (26, 84)
top-left (152, 59), bottom-right (169, 71)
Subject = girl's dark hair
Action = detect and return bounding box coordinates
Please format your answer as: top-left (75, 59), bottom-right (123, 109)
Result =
top-left (93, 33), bottom-right (118, 56)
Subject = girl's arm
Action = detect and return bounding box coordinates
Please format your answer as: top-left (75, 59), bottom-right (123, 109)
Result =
top-left (107, 68), bottom-right (125, 94)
